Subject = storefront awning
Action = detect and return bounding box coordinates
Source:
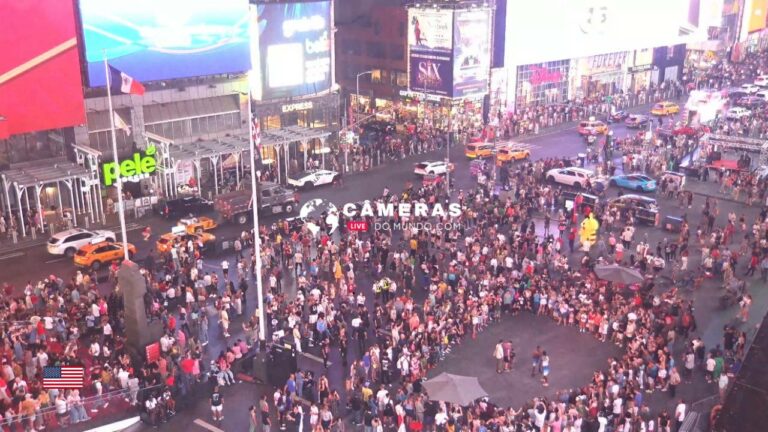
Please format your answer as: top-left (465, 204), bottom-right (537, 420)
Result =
top-left (1, 160), bottom-right (90, 189)
top-left (167, 134), bottom-right (251, 163)
top-left (260, 125), bottom-right (332, 147)
top-left (144, 95), bottom-right (240, 125)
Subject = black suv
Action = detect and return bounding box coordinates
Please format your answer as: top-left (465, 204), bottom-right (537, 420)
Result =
top-left (608, 194), bottom-right (658, 225)
top-left (155, 196), bottom-right (213, 218)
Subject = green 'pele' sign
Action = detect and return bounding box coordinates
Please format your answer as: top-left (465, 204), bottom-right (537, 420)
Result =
top-left (102, 145), bottom-right (157, 186)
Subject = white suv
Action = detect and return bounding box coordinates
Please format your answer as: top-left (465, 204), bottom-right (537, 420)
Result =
top-left (47, 228), bottom-right (116, 257)
top-left (755, 75), bottom-right (768, 87)
top-left (546, 167), bottom-right (596, 188)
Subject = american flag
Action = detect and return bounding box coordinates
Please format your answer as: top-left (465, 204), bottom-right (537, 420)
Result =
top-left (252, 116), bottom-right (261, 151)
top-left (43, 366), bottom-right (85, 389)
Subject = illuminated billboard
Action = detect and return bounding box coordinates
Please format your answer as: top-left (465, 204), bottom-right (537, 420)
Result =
top-left (79, 0), bottom-right (251, 86)
top-left (453, 9), bottom-right (491, 98)
top-left (0, 0), bottom-right (85, 135)
top-left (747, 0), bottom-right (768, 32)
top-left (408, 9), bottom-right (453, 97)
top-left (254, 1), bottom-right (332, 101)
top-left (504, 0), bottom-right (710, 65)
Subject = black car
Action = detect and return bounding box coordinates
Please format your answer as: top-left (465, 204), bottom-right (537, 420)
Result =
top-left (155, 196), bottom-right (213, 218)
top-left (736, 96), bottom-right (767, 109)
top-left (560, 190), bottom-right (599, 212)
top-left (608, 194), bottom-right (658, 225)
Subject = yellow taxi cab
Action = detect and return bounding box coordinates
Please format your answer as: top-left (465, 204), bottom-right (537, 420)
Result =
top-left (177, 216), bottom-right (217, 234)
top-left (464, 142), bottom-right (495, 159)
top-left (496, 145), bottom-right (531, 163)
top-left (577, 119), bottom-right (608, 136)
top-left (73, 240), bottom-right (136, 270)
top-left (650, 101), bottom-right (680, 116)
top-left (156, 229), bottom-right (216, 254)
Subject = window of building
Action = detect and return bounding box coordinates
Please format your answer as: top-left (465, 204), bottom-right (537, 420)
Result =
top-left (515, 60), bottom-right (570, 107)
top-left (373, 21), bottom-right (381, 35)
top-left (370, 69), bottom-right (382, 84)
top-left (342, 38), bottom-right (363, 56)
top-left (667, 46), bottom-right (675, 59)
top-left (398, 22), bottom-right (406, 38)
top-left (0, 130), bottom-right (66, 167)
top-left (390, 44), bottom-right (405, 61)
top-left (366, 42), bottom-right (386, 59)
top-left (396, 72), bottom-right (408, 87)
top-left (142, 111), bottom-right (241, 142)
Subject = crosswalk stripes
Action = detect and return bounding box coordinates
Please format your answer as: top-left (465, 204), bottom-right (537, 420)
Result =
top-left (194, 418), bottom-right (225, 432)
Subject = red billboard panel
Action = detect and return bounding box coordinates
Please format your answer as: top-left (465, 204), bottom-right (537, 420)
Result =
top-left (0, 0), bottom-right (85, 136)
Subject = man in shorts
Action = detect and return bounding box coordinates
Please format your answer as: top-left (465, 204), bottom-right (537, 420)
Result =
top-left (210, 386), bottom-right (224, 422)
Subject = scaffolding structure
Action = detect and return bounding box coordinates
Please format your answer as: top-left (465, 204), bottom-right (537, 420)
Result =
top-left (700, 134), bottom-right (768, 167)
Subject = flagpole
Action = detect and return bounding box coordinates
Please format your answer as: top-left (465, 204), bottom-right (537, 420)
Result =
top-left (247, 91), bottom-right (267, 343)
top-left (103, 52), bottom-right (130, 260)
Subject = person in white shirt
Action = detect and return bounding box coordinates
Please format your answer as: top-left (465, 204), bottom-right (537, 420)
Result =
top-left (674, 399), bottom-right (686, 430)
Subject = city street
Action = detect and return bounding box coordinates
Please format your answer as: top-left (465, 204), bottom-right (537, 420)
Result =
top-left (4, 98), bottom-right (763, 432)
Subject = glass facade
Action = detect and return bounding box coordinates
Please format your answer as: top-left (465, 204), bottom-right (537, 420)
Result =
top-left (516, 60), bottom-right (570, 107)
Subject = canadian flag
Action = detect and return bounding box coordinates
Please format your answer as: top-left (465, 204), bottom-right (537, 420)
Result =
top-left (108, 65), bottom-right (145, 95)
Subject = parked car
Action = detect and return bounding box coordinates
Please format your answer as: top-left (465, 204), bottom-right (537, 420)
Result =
top-left (155, 196), bottom-right (213, 218)
top-left (754, 75), bottom-right (768, 87)
top-left (650, 101), bottom-right (680, 116)
top-left (736, 96), bottom-right (766, 109)
top-left (624, 114), bottom-right (650, 129)
top-left (73, 240), bottom-right (136, 270)
top-left (287, 169), bottom-right (340, 188)
top-left (609, 174), bottom-right (657, 192)
top-left (726, 107), bottom-right (752, 120)
top-left (608, 195), bottom-right (659, 225)
top-left (755, 90), bottom-right (768, 100)
top-left (577, 119), bottom-right (608, 135)
top-left (546, 167), bottom-right (596, 188)
top-left (414, 161), bottom-right (455, 176)
top-left (47, 228), bottom-right (116, 257)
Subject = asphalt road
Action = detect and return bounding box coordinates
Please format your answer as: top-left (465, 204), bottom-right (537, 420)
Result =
top-left (5, 98), bottom-right (765, 431)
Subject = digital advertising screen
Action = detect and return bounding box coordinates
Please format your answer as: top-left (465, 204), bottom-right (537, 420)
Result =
top-left (254, 1), bottom-right (332, 101)
top-left (408, 8), bottom-right (453, 97)
top-left (0, 0), bottom-right (85, 136)
top-left (79, 0), bottom-right (252, 87)
top-left (504, 0), bottom-right (710, 65)
top-left (747, 0), bottom-right (768, 32)
top-left (453, 9), bottom-right (492, 98)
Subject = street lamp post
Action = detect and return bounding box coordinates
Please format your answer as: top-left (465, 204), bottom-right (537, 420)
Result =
top-left (355, 70), bottom-right (375, 126)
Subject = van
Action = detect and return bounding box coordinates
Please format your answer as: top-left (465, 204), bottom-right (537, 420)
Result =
top-left (464, 142), bottom-right (495, 159)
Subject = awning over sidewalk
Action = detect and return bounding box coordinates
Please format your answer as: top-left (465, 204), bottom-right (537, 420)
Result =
top-left (167, 134), bottom-right (250, 163)
top-left (260, 125), bottom-right (332, 147)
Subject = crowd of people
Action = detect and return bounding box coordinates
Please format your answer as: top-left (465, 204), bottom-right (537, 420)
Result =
top-left (0, 50), bottom-right (767, 432)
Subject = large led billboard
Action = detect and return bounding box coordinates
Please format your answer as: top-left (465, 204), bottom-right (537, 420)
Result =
top-left (79, 0), bottom-right (251, 87)
top-left (453, 9), bottom-right (491, 98)
top-left (504, 0), bottom-right (711, 65)
top-left (408, 9), bottom-right (454, 97)
top-left (254, 1), bottom-right (332, 101)
top-left (747, 0), bottom-right (768, 32)
top-left (0, 0), bottom-right (85, 136)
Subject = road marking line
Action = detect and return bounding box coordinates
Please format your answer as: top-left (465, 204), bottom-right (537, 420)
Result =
top-left (299, 351), bottom-right (332, 365)
top-left (194, 418), bottom-right (225, 432)
top-left (0, 252), bottom-right (24, 261)
top-left (45, 258), bottom-right (66, 264)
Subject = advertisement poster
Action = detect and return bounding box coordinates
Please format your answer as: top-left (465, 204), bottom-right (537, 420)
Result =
top-left (408, 9), bottom-right (453, 97)
top-left (505, 0), bottom-right (709, 65)
top-left (453, 9), bottom-right (491, 98)
top-left (79, 0), bottom-right (251, 86)
top-left (748, 0), bottom-right (768, 32)
top-left (0, 0), bottom-right (85, 135)
top-left (256, 1), bottom-right (332, 100)
top-left (409, 54), bottom-right (453, 97)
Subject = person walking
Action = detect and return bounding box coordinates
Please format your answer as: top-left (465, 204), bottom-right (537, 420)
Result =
top-left (540, 351), bottom-right (550, 387)
top-left (249, 405), bottom-right (259, 432)
top-left (260, 395), bottom-right (272, 432)
top-left (494, 341), bottom-right (504, 373)
top-left (531, 346), bottom-right (542, 377)
top-left (210, 386), bottom-right (224, 422)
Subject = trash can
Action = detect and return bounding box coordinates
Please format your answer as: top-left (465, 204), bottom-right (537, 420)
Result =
top-left (663, 216), bottom-right (683, 232)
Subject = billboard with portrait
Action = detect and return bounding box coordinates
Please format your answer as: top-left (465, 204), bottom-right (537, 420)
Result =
top-left (254, 1), bottom-right (332, 101)
top-left (408, 8), bottom-right (453, 97)
top-left (453, 9), bottom-right (491, 98)
top-left (79, 0), bottom-right (251, 86)
top-left (0, 0), bottom-right (85, 136)
top-left (504, 0), bottom-right (711, 65)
